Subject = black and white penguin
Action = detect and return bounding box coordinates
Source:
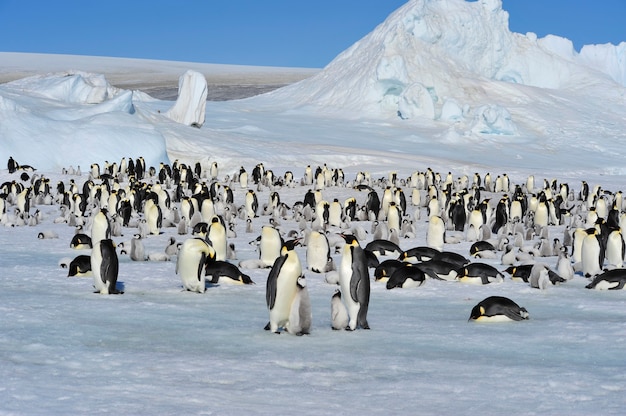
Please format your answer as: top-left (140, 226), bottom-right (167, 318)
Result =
top-left (374, 259), bottom-right (405, 282)
top-left (70, 233), bottom-right (92, 250)
top-left (338, 234), bottom-right (370, 330)
top-left (67, 255), bottom-right (91, 277)
top-left (204, 260), bottom-right (254, 285)
top-left (330, 289), bottom-right (349, 330)
top-left (469, 296), bottom-right (529, 322)
top-left (90, 208), bottom-right (110, 244)
top-left (586, 269), bottom-right (626, 290)
top-left (265, 239), bottom-right (303, 333)
top-left (207, 215), bottom-right (228, 261)
top-left (457, 263), bottom-right (504, 285)
top-left (415, 259), bottom-right (459, 281)
top-left (91, 239), bottom-right (122, 294)
top-left (386, 264), bottom-right (426, 289)
top-left (306, 230), bottom-right (334, 273)
top-left (245, 190), bottom-right (258, 218)
top-left (176, 237), bottom-right (215, 293)
top-left (364, 239), bottom-right (402, 258)
top-left (426, 215), bottom-right (446, 252)
top-left (259, 225), bottom-right (284, 268)
top-left (580, 227), bottom-right (604, 278)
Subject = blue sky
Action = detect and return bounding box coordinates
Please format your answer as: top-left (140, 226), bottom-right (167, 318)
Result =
top-left (0, 0), bottom-right (624, 68)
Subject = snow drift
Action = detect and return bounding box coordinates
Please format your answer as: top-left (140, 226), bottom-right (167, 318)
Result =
top-left (0, 71), bottom-right (169, 171)
top-left (266, 0), bottom-right (626, 136)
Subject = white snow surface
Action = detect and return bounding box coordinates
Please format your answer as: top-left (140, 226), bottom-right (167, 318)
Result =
top-left (1, 0), bottom-right (626, 413)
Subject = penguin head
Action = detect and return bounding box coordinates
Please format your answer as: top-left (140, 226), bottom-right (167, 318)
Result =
top-left (339, 233), bottom-right (359, 247)
top-left (282, 238), bottom-right (301, 252)
top-left (468, 305), bottom-right (486, 321)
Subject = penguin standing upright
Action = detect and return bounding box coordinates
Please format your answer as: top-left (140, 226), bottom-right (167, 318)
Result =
top-left (176, 237), bottom-right (215, 293)
top-left (91, 208), bottom-right (111, 244)
top-left (259, 225), bottom-right (283, 267)
top-left (338, 234), bottom-right (370, 330)
top-left (207, 215), bottom-right (228, 261)
top-left (91, 239), bottom-right (121, 294)
top-left (330, 289), bottom-right (349, 330)
top-left (426, 215), bottom-right (445, 252)
top-left (265, 239), bottom-right (303, 333)
top-left (581, 227), bottom-right (604, 278)
top-left (286, 277), bottom-right (312, 336)
top-left (129, 233), bottom-right (146, 261)
top-left (306, 230), bottom-right (334, 273)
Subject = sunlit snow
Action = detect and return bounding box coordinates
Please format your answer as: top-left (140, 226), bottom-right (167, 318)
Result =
top-left (1, 0), bottom-right (626, 414)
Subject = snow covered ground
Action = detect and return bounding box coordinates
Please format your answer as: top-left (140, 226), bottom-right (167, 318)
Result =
top-left (2, 0), bottom-right (626, 413)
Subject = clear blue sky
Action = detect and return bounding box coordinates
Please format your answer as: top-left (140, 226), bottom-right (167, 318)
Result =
top-left (0, 0), bottom-right (624, 68)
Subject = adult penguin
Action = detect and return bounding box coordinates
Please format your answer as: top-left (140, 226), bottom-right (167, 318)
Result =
top-left (144, 198), bottom-right (162, 235)
top-left (91, 239), bottom-right (122, 294)
top-left (426, 215), bottom-right (445, 252)
top-left (245, 190), bottom-right (258, 218)
top-left (67, 255), bottom-right (91, 277)
top-left (90, 208), bottom-right (110, 244)
top-left (581, 227), bottom-right (604, 278)
top-left (586, 268), bottom-right (626, 290)
top-left (207, 215), bottom-right (228, 261)
top-left (306, 230), bottom-right (334, 273)
top-left (259, 225), bottom-right (284, 268)
top-left (265, 239), bottom-right (303, 333)
top-left (176, 237), bottom-right (215, 293)
top-left (386, 264), bottom-right (426, 289)
top-left (469, 296), bottom-right (529, 322)
top-left (205, 260), bottom-right (254, 285)
top-left (338, 233), bottom-right (370, 330)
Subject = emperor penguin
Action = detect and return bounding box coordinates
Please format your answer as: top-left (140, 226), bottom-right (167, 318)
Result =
top-left (67, 255), bottom-right (92, 277)
top-left (338, 234), bottom-right (370, 330)
top-left (259, 225), bottom-right (284, 267)
top-left (586, 268), bottom-right (626, 290)
top-left (176, 237), bottom-right (215, 293)
top-left (328, 199), bottom-right (343, 227)
top-left (265, 239), bottom-right (303, 333)
top-left (581, 227), bottom-right (604, 278)
top-left (426, 215), bottom-right (445, 252)
top-left (306, 230), bottom-right (334, 273)
top-left (387, 201), bottom-right (402, 233)
top-left (245, 190), bottom-right (258, 218)
top-left (144, 198), bottom-right (162, 235)
top-left (331, 289), bottom-right (349, 330)
top-left (605, 228), bottom-right (625, 268)
top-left (91, 208), bottom-right (111, 244)
top-left (207, 215), bottom-right (228, 261)
top-left (286, 276), bottom-right (312, 336)
top-left (469, 296), bottom-right (529, 322)
top-left (91, 239), bottom-right (122, 294)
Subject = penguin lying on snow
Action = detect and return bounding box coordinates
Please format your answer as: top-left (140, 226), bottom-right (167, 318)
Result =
top-left (205, 260), bottom-right (254, 285)
top-left (469, 296), bottom-right (529, 322)
top-left (586, 269), bottom-right (626, 290)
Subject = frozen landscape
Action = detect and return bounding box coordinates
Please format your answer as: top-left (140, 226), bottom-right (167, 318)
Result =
top-left (1, 0), bottom-right (626, 414)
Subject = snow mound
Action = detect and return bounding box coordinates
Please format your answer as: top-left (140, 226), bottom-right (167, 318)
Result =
top-left (264, 0), bottom-right (626, 137)
top-left (0, 72), bottom-right (169, 171)
top-left (165, 70), bottom-right (208, 127)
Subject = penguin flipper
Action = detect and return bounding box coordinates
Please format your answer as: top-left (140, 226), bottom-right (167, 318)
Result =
top-left (196, 251), bottom-right (208, 282)
top-left (266, 254), bottom-right (286, 309)
top-left (349, 246), bottom-right (368, 303)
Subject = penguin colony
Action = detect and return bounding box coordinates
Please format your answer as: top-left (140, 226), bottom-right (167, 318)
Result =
top-left (4, 156), bottom-right (626, 334)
